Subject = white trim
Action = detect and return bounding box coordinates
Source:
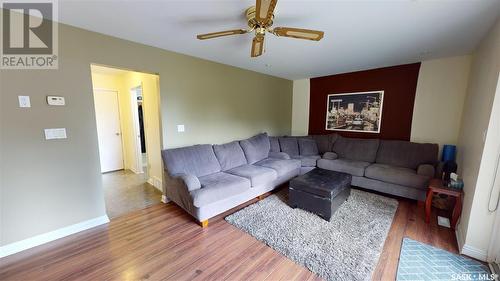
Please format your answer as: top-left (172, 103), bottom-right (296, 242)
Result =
top-left (147, 176), bottom-right (162, 192)
top-left (456, 224), bottom-right (488, 261)
top-left (161, 195), bottom-right (170, 204)
top-left (456, 226), bottom-right (465, 253)
top-left (488, 208), bottom-right (500, 262)
top-left (462, 244), bottom-right (488, 261)
top-left (130, 84), bottom-right (144, 174)
top-left (0, 215), bottom-right (109, 258)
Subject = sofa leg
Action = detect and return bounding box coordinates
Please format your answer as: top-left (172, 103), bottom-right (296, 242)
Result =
top-left (258, 195), bottom-right (265, 200)
top-left (200, 220), bottom-right (208, 228)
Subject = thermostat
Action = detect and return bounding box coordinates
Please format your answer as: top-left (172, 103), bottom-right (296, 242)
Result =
top-left (47, 96), bottom-right (65, 106)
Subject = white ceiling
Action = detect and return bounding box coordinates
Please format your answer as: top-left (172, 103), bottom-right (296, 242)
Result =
top-left (59, 0), bottom-right (500, 80)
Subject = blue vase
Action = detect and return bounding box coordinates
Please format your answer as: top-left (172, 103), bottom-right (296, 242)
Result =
top-left (442, 145), bottom-right (457, 162)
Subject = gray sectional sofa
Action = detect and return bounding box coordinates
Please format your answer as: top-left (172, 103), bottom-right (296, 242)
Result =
top-left (162, 133), bottom-right (301, 224)
top-left (314, 135), bottom-right (438, 201)
top-left (161, 132), bottom-right (438, 225)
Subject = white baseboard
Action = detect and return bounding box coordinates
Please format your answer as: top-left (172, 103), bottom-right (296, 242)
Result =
top-left (147, 177), bottom-right (168, 203)
top-left (455, 226), bottom-right (488, 261)
top-left (0, 215), bottom-right (109, 258)
top-left (147, 176), bottom-right (162, 192)
top-left (456, 227), bottom-right (465, 253)
top-left (462, 244), bottom-right (488, 261)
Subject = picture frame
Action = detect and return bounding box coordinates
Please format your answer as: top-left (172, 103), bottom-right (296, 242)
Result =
top-left (325, 91), bottom-right (384, 133)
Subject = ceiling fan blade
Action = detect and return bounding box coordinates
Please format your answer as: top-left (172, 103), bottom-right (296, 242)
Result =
top-left (251, 35), bottom-right (265, 57)
top-left (272, 27), bottom-right (324, 41)
top-left (196, 29), bottom-right (247, 40)
top-left (255, 0), bottom-right (277, 25)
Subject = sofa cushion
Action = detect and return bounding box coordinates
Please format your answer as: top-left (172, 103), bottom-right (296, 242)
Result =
top-left (292, 155), bottom-right (321, 167)
top-left (240, 133), bottom-right (271, 164)
top-left (269, 136), bottom-right (281, 153)
top-left (193, 172), bottom-right (251, 207)
top-left (365, 163), bottom-right (430, 189)
top-left (332, 136), bottom-right (380, 163)
top-left (311, 134), bottom-right (339, 154)
top-left (317, 158), bottom-right (370, 177)
top-left (213, 141), bottom-right (247, 171)
top-left (255, 158), bottom-right (301, 177)
top-left (376, 140), bottom-right (438, 169)
top-left (279, 137), bottom-right (299, 156)
top-left (227, 164), bottom-right (278, 186)
top-left (298, 138), bottom-right (319, 156)
top-left (162, 144), bottom-right (221, 177)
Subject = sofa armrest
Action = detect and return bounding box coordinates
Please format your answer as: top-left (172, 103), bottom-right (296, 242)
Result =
top-left (417, 164), bottom-right (435, 178)
top-left (269, 152), bottom-right (291, 160)
top-left (322, 152), bottom-right (338, 160)
top-left (171, 173), bottom-right (201, 192)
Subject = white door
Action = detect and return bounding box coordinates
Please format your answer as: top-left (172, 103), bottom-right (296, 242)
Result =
top-left (94, 89), bottom-right (124, 173)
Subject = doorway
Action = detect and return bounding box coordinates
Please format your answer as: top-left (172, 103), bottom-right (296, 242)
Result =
top-left (90, 64), bottom-right (163, 218)
top-left (130, 85), bottom-right (147, 175)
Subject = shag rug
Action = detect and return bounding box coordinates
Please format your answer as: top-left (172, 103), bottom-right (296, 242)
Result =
top-left (225, 189), bottom-right (398, 281)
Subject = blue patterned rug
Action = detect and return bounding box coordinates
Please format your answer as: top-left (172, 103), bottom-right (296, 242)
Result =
top-left (397, 238), bottom-right (492, 281)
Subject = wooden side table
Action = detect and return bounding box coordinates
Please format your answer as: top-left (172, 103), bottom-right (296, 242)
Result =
top-left (425, 179), bottom-right (464, 230)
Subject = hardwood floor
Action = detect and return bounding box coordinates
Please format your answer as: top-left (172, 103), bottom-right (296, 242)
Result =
top-left (0, 187), bottom-right (457, 281)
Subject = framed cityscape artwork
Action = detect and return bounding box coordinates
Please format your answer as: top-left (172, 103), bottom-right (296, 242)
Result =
top-left (325, 91), bottom-right (384, 133)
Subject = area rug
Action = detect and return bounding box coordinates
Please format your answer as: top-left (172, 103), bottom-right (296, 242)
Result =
top-left (225, 189), bottom-right (398, 281)
top-left (397, 238), bottom-right (492, 281)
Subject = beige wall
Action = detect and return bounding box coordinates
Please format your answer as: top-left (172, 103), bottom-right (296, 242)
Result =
top-left (410, 56), bottom-right (471, 154)
top-left (0, 23), bottom-right (292, 246)
top-left (290, 56), bottom-right (472, 147)
top-left (121, 71), bottom-right (163, 184)
top-left (291, 79), bottom-right (310, 136)
top-left (456, 18), bottom-right (500, 258)
top-left (90, 70), bottom-right (163, 186)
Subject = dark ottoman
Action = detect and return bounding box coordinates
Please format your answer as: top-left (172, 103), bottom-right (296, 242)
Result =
top-left (289, 168), bottom-right (352, 221)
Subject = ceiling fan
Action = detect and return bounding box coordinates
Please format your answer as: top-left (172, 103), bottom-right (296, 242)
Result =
top-left (196, 0), bottom-right (324, 57)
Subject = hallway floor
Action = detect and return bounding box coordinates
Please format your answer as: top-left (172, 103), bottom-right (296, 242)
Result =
top-left (102, 169), bottom-right (162, 219)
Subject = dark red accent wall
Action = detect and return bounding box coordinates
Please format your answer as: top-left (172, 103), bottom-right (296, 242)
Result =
top-left (308, 63), bottom-right (421, 140)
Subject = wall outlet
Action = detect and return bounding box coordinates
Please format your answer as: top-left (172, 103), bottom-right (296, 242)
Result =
top-left (177, 125), bottom-right (185, 133)
top-left (18, 96), bottom-right (31, 108)
top-left (47, 96), bottom-right (65, 106)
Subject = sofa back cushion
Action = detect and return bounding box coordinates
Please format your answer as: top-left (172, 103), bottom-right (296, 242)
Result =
top-left (240, 133), bottom-right (271, 164)
top-left (269, 136), bottom-right (281, 152)
top-left (162, 144), bottom-right (221, 177)
top-left (213, 141), bottom-right (248, 171)
top-left (376, 140), bottom-right (438, 169)
top-left (298, 138), bottom-right (319, 156)
top-left (332, 136), bottom-right (380, 163)
top-left (311, 134), bottom-right (339, 154)
top-left (279, 137), bottom-right (299, 156)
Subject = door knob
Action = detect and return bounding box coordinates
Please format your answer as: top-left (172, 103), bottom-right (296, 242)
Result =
top-left (115, 133), bottom-right (120, 136)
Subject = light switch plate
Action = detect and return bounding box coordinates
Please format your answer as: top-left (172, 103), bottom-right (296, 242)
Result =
top-left (47, 96), bottom-right (65, 106)
top-left (18, 96), bottom-right (31, 108)
top-left (177, 125), bottom-right (185, 132)
top-left (44, 128), bottom-right (67, 140)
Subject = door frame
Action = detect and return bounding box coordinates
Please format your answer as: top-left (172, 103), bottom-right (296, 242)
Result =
top-left (93, 88), bottom-right (125, 173)
top-left (130, 84), bottom-right (146, 174)
top-left (487, 74), bottom-right (500, 264)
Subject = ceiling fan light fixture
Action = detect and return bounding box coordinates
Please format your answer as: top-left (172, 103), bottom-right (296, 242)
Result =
top-left (196, 0), bottom-right (324, 57)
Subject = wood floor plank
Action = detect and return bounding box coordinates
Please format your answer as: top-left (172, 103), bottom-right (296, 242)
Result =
top-left (0, 187), bottom-right (458, 281)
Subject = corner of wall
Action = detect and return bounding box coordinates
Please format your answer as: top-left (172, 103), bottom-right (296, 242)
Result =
top-left (291, 79), bottom-right (311, 136)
